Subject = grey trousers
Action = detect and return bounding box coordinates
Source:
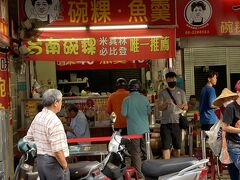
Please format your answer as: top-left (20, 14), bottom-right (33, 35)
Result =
top-left (37, 154), bottom-right (70, 180)
top-left (129, 138), bottom-right (147, 179)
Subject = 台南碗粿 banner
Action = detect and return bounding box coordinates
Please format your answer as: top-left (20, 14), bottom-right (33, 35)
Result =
top-left (24, 28), bottom-right (176, 61)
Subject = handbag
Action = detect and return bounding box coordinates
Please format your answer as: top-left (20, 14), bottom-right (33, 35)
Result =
top-left (166, 88), bottom-right (189, 129)
top-left (179, 113), bottom-right (189, 129)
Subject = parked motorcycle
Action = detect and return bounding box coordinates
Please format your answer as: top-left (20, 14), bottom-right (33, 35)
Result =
top-left (14, 112), bottom-right (130, 180)
top-left (142, 156), bottom-right (209, 180)
top-left (99, 112), bottom-right (131, 179)
top-left (14, 138), bottom-right (107, 180)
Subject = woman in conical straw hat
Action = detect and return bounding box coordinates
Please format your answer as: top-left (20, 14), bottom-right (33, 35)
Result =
top-left (212, 88), bottom-right (238, 119)
top-left (221, 82), bottom-right (240, 180)
top-left (212, 88), bottom-right (238, 180)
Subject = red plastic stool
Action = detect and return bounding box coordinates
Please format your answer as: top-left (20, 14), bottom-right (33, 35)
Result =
top-left (124, 167), bottom-right (138, 180)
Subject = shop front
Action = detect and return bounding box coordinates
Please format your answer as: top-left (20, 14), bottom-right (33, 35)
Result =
top-left (177, 0), bottom-right (240, 99)
top-left (16, 0), bottom-right (177, 156)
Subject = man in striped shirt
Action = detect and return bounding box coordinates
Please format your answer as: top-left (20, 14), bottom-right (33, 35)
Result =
top-left (24, 89), bottom-right (69, 180)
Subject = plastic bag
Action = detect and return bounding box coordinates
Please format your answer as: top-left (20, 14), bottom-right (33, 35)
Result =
top-left (205, 120), bottom-right (222, 156)
top-left (219, 131), bottom-right (232, 164)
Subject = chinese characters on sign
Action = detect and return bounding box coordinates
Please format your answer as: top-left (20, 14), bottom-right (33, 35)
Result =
top-left (56, 60), bottom-right (148, 70)
top-left (0, 53), bottom-right (9, 109)
top-left (220, 21), bottom-right (240, 34)
top-left (25, 29), bottom-right (175, 61)
top-left (20, 0), bottom-right (176, 26)
top-left (177, 0), bottom-right (240, 37)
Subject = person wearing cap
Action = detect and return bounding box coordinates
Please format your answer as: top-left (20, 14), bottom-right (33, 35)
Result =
top-left (122, 79), bottom-right (151, 179)
top-left (222, 80), bottom-right (240, 179)
top-left (107, 78), bottom-right (129, 135)
top-left (212, 88), bottom-right (239, 180)
top-left (199, 70), bottom-right (218, 130)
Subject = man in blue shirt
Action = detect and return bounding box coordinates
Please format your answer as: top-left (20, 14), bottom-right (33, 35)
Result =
top-left (65, 104), bottom-right (90, 144)
top-left (122, 79), bottom-right (151, 179)
top-left (199, 70), bottom-right (218, 130)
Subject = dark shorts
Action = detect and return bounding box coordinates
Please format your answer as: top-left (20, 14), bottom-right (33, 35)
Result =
top-left (201, 124), bottom-right (214, 131)
top-left (160, 123), bottom-right (182, 150)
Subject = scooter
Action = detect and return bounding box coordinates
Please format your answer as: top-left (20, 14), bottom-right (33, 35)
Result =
top-left (99, 112), bottom-right (131, 179)
top-left (14, 112), bottom-right (130, 180)
top-left (141, 156), bottom-right (209, 180)
top-left (14, 138), bottom-right (107, 180)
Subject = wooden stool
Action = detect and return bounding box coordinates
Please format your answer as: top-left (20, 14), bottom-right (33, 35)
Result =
top-left (124, 167), bottom-right (138, 180)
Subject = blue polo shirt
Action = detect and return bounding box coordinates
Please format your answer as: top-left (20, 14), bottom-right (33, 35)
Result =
top-left (121, 92), bottom-right (151, 135)
top-left (199, 84), bottom-right (217, 125)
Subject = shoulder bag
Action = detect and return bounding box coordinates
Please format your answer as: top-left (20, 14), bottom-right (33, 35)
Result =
top-left (166, 88), bottom-right (189, 129)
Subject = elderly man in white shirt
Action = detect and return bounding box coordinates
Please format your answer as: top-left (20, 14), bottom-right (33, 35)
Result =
top-left (24, 89), bottom-right (69, 180)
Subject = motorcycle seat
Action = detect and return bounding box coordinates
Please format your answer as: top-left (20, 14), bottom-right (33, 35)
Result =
top-left (68, 161), bottom-right (101, 179)
top-left (142, 157), bottom-right (198, 178)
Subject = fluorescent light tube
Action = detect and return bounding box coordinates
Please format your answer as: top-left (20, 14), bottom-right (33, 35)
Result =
top-left (36, 25), bottom-right (148, 31)
top-left (89, 24), bottom-right (148, 30)
top-left (37, 26), bottom-right (87, 31)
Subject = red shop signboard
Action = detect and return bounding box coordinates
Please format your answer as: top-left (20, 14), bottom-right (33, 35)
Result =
top-left (56, 60), bottom-right (149, 70)
top-left (177, 0), bottom-right (240, 37)
top-left (24, 28), bottom-right (176, 62)
top-left (0, 53), bottom-right (9, 109)
top-left (19, 0), bottom-right (176, 26)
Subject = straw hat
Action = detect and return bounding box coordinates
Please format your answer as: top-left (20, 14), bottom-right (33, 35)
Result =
top-left (212, 88), bottom-right (238, 107)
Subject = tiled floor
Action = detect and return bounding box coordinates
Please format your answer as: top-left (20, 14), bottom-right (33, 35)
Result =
top-left (216, 170), bottom-right (230, 180)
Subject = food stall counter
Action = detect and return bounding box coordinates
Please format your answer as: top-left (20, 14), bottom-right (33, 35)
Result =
top-left (69, 144), bottom-right (108, 161)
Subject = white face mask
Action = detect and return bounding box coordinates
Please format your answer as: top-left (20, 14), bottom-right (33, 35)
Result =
top-left (223, 100), bottom-right (233, 107)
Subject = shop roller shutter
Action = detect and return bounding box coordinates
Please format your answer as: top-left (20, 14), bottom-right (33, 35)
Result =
top-left (229, 47), bottom-right (240, 73)
top-left (184, 48), bottom-right (194, 99)
top-left (184, 47), bottom-right (227, 99)
top-left (192, 47), bottom-right (226, 65)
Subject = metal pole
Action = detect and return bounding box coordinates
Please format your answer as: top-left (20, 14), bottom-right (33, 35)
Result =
top-left (188, 121), bottom-right (193, 157)
top-left (145, 132), bottom-right (151, 160)
top-left (201, 130), bottom-right (206, 159)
